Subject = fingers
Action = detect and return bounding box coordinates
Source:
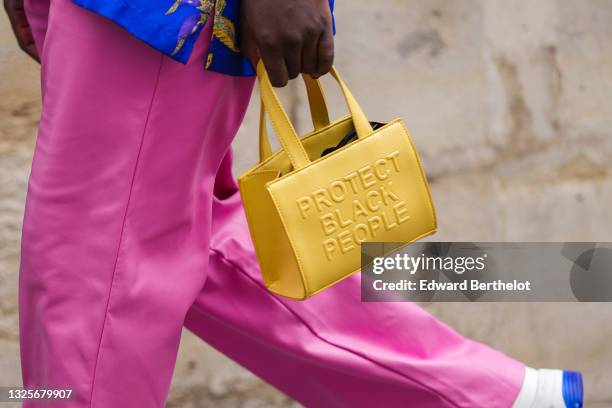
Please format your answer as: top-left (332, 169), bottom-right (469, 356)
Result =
top-left (284, 39), bottom-right (302, 82)
top-left (4, 0), bottom-right (39, 62)
top-left (316, 26), bottom-right (334, 78)
top-left (261, 35), bottom-right (301, 87)
top-left (264, 30), bottom-right (330, 87)
top-left (275, 24), bottom-right (332, 85)
top-left (301, 29), bottom-right (320, 76)
top-left (260, 46), bottom-right (289, 88)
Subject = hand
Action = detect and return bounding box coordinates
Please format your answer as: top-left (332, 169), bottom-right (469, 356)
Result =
top-left (4, 0), bottom-right (39, 62)
top-left (239, 0), bottom-right (334, 87)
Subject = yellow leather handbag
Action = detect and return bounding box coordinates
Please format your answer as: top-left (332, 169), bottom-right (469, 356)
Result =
top-left (238, 61), bottom-right (437, 300)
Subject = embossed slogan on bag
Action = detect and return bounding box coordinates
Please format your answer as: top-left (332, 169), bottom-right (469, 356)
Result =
top-left (294, 150), bottom-right (411, 261)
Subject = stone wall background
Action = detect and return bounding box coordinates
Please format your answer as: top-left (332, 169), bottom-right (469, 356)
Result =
top-left (1, 1), bottom-right (611, 406)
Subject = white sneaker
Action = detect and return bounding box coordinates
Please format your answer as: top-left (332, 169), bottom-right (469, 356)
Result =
top-left (512, 367), bottom-right (583, 408)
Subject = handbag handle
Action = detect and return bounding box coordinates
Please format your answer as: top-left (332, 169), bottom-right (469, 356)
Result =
top-left (304, 74), bottom-right (331, 130)
top-left (257, 59), bottom-right (374, 170)
top-left (259, 74), bottom-right (331, 161)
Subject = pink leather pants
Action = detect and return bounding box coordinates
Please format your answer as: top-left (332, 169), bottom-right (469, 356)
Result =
top-left (19, 0), bottom-right (524, 406)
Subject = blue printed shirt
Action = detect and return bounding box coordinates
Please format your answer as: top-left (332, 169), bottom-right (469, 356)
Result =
top-left (72, 0), bottom-right (335, 77)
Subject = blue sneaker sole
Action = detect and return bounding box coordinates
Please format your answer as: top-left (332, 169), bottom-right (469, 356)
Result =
top-left (562, 371), bottom-right (584, 408)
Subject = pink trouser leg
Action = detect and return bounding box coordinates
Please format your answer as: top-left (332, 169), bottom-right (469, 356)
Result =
top-left (20, 0), bottom-right (524, 406)
top-left (20, 0), bottom-right (253, 406)
top-left (187, 160), bottom-right (525, 408)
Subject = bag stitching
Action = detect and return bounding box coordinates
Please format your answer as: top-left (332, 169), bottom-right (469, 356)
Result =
top-left (238, 170), bottom-right (283, 285)
top-left (267, 185), bottom-right (311, 297)
top-left (397, 119), bottom-right (438, 229)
